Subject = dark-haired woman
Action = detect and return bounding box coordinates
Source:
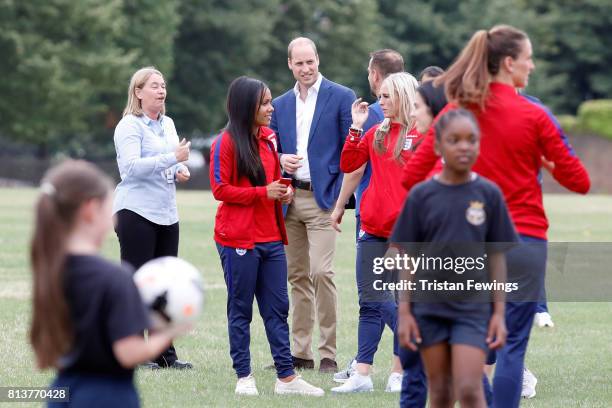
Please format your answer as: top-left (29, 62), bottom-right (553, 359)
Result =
top-left (413, 80), bottom-right (447, 135)
top-left (401, 25), bottom-right (590, 407)
top-left (210, 76), bottom-right (324, 397)
top-left (30, 160), bottom-right (187, 408)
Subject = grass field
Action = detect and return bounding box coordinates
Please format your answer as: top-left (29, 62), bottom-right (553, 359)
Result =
top-left (1, 189), bottom-right (611, 407)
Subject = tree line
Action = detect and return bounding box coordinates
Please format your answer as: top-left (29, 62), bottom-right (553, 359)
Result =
top-left (1, 0), bottom-right (610, 158)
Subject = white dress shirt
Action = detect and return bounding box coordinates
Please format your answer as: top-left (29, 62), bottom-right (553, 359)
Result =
top-left (113, 114), bottom-right (186, 225)
top-left (293, 74), bottom-right (323, 181)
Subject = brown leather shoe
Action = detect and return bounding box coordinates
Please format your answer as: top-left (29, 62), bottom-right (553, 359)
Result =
top-left (292, 356), bottom-right (315, 370)
top-left (319, 358), bottom-right (338, 373)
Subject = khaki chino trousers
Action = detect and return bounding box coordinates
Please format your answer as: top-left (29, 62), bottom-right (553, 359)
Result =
top-left (284, 188), bottom-right (337, 361)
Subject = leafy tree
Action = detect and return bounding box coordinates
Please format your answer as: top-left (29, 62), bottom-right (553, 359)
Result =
top-left (379, 0), bottom-right (612, 113)
top-left (94, 0), bottom-right (181, 157)
top-left (170, 0), bottom-right (281, 136)
top-left (170, 0), bottom-right (381, 136)
top-left (262, 0), bottom-right (382, 103)
top-left (2, 0), bottom-right (611, 157)
top-left (377, 0), bottom-right (482, 80)
top-left (121, 0), bottom-right (180, 77)
top-left (523, 0), bottom-right (612, 113)
top-left (0, 0), bottom-right (134, 156)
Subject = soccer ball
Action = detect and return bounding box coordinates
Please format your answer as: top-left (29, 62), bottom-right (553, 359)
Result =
top-left (133, 257), bottom-right (204, 329)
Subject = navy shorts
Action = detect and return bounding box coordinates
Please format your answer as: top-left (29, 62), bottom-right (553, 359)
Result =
top-left (48, 372), bottom-right (139, 408)
top-left (414, 313), bottom-right (489, 352)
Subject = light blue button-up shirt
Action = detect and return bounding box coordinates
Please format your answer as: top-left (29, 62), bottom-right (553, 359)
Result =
top-left (113, 113), bottom-right (185, 225)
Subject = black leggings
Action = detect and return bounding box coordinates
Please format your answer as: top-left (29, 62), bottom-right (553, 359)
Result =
top-left (115, 209), bottom-right (180, 366)
top-left (115, 209), bottom-right (179, 270)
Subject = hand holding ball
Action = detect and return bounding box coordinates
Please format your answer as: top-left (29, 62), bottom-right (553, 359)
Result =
top-left (134, 257), bottom-right (204, 330)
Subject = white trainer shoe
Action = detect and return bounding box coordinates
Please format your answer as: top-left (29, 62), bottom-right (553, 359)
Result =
top-left (235, 373), bottom-right (259, 396)
top-left (274, 375), bottom-right (324, 396)
top-left (331, 372), bottom-right (374, 393)
top-left (333, 359), bottom-right (357, 383)
top-left (385, 371), bottom-right (403, 392)
top-left (534, 312), bottom-right (555, 328)
top-left (521, 368), bottom-right (537, 399)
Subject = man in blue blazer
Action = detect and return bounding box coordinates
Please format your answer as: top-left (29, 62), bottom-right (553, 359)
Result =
top-left (270, 37), bottom-right (355, 373)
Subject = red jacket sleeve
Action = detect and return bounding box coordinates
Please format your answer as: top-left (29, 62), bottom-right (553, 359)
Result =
top-left (536, 110), bottom-right (590, 194)
top-left (209, 133), bottom-right (267, 204)
top-left (340, 128), bottom-right (374, 173)
top-left (401, 104), bottom-right (455, 191)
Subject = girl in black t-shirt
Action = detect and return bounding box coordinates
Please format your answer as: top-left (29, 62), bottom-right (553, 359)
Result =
top-left (392, 110), bottom-right (515, 408)
top-left (29, 160), bottom-right (188, 408)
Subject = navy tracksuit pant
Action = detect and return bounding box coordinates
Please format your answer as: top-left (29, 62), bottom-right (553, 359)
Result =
top-left (399, 346), bottom-right (427, 408)
top-left (356, 229), bottom-right (428, 407)
top-left (217, 241), bottom-right (295, 379)
top-left (492, 235), bottom-right (547, 408)
top-left (355, 231), bottom-right (399, 364)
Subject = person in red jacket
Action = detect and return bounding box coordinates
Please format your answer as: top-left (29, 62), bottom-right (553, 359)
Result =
top-left (331, 72), bottom-right (421, 393)
top-left (209, 76), bottom-right (323, 397)
top-left (400, 25), bottom-right (590, 408)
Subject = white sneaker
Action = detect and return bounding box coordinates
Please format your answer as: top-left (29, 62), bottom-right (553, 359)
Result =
top-left (534, 312), bottom-right (555, 328)
top-left (385, 372), bottom-right (403, 392)
top-left (521, 368), bottom-right (537, 399)
top-left (235, 373), bottom-right (258, 396)
top-left (333, 359), bottom-right (357, 383)
top-left (331, 372), bottom-right (374, 393)
top-left (274, 375), bottom-right (324, 396)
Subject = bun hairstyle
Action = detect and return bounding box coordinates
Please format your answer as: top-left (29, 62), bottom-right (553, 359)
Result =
top-left (30, 160), bottom-right (113, 369)
top-left (436, 25), bottom-right (528, 110)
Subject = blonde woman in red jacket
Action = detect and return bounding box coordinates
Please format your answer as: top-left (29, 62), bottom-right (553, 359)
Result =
top-left (331, 72), bottom-right (421, 393)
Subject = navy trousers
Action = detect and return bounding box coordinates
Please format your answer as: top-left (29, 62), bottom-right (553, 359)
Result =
top-left (217, 241), bottom-right (294, 379)
top-left (492, 235), bottom-right (547, 408)
top-left (355, 231), bottom-right (399, 364)
top-left (399, 346), bottom-right (427, 408)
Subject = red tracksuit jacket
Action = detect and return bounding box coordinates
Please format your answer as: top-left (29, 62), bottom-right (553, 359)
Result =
top-left (401, 82), bottom-right (590, 240)
top-left (210, 126), bottom-right (288, 249)
top-left (341, 122), bottom-right (423, 238)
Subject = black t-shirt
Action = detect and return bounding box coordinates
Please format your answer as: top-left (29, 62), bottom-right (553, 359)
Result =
top-left (60, 255), bottom-right (150, 378)
top-left (391, 174), bottom-right (518, 318)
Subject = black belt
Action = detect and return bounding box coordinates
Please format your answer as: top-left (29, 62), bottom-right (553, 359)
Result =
top-left (292, 179), bottom-right (313, 191)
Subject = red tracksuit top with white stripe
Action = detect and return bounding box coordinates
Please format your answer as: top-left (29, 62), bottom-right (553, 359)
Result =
top-left (341, 122), bottom-right (423, 238)
top-left (210, 126), bottom-right (288, 249)
top-left (401, 82), bottom-right (590, 240)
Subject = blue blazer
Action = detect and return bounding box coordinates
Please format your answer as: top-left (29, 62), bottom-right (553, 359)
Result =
top-left (270, 77), bottom-right (356, 210)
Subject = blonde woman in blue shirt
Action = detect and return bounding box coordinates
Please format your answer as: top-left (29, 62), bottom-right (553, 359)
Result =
top-left (113, 66), bottom-right (192, 369)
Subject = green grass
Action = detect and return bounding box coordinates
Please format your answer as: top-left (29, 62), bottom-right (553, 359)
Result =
top-left (1, 190), bottom-right (611, 407)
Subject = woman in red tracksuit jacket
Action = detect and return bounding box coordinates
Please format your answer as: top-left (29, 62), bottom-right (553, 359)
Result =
top-left (400, 25), bottom-right (590, 408)
top-left (209, 76), bottom-right (323, 397)
top-left (331, 72), bottom-right (422, 393)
